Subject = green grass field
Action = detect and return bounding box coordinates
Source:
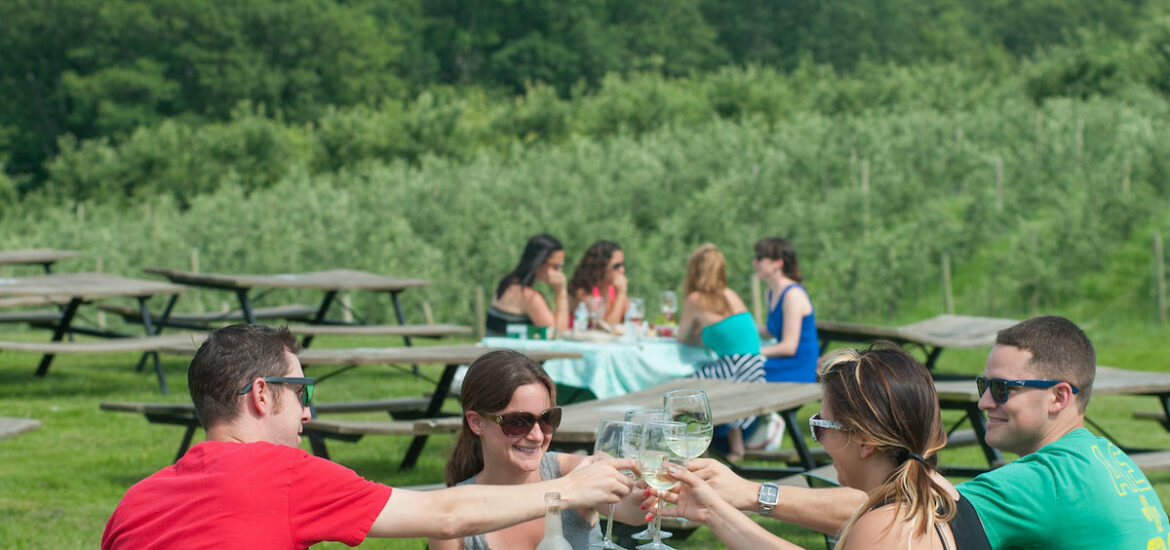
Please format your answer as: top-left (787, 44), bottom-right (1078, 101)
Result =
top-left (2, 321), bottom-right (1170, 549)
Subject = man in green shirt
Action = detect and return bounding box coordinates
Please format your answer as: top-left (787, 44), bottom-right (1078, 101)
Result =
top-left (674, 315), bottom-right (1169, 549)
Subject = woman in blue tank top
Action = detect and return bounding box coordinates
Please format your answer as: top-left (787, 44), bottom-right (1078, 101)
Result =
top-left (753, 237), bottom-right (819, 383)
top-left (678, 244), bottom-right (766, 461)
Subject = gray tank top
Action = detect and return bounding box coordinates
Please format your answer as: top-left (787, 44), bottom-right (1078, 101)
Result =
top-left (456, 452), bottom-right (601, 550)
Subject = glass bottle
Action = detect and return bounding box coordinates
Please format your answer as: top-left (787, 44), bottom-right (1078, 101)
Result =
top-left (536, 492), bottom-right (573, 550)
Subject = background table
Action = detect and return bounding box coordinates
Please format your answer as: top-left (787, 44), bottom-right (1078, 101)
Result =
top-left (817, 314), bottom-right (1018, 369)
top-left (480, 336), bottom-right (716, 400)
top-left (0, 249), bottom-right (80, 273)
top-left (0, 272), bottom-right (185, 383)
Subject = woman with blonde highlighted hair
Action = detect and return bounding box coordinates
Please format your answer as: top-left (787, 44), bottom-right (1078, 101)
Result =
top-left (661, 344), bottom-right (991, 550)
top-left (677, 243), bottom-right (766, 462)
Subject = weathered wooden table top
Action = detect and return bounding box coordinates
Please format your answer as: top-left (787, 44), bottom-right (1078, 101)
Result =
top-left (818, 314), bottom-right (1019, 349)
top-left (144, 267), bottom-right (429, 292)
top-left (0, 249), bottom-right (81, 266)
top-left (0, 272), bottom-right (185, 301)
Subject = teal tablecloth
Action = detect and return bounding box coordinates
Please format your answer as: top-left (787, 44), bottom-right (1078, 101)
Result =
top-left (480, 337), bottom-right (716, 400)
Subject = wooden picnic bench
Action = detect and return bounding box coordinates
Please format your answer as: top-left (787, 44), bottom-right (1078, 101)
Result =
top-left (0, 249), bottom-right (80, 273)
top-left (103, 345), bottom-right (580, 468)
top-left (817, 314), bottom-right (1017, 369)
top-left (0, 333), bottom-right (204, 393)
top-left (96, 303), bottom-right (319, 331)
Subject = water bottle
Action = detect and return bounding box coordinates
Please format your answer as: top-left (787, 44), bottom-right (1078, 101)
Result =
top-left (574, 302), bottom-right (589, 332)
top-left (535, 492), bottom-right (573, 550)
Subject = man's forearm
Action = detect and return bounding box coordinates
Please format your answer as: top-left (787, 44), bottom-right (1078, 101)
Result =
top-left (771, 485), bottom-right (865, 535)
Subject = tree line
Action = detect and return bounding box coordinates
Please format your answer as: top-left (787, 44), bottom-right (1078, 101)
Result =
top-left (0, 0), bottom-right (1160, 194)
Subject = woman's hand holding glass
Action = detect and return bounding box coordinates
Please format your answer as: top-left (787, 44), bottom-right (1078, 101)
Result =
top-left (592, 420), bottom-right (640, 550)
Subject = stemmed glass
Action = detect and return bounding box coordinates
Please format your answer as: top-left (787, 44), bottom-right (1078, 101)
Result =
top-left (592, 420), bottom-right (640, 550)
top-left (624, 409), bottom-right (671, 542)
top-left (659, 291), bottom-right (677, 324)
top-left (662, 389), bottom-right (714, 465)
top-left (636, 421), bottom-right (687, 550)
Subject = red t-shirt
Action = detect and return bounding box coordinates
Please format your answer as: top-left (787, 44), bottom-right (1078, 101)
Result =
top-left (101, 441), bottom-right (393, 550)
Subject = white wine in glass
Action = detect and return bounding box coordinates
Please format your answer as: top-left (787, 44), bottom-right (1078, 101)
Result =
top-left (663, 389), bottom-right (714, 462)
top-left (636, 421), bottom-right (686, 550)
top-left (624, 408), bottom-right (671, 541)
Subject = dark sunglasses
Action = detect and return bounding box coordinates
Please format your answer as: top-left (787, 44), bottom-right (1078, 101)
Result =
top-left (976, 376), bottom-right (1079, 405)
top-left (808, 412), bottom-right (846, 444)
top-left (611, 262), bottom-right (624, 271)
top-left (238, 377), bottom-right (315, 407)
top-left (480, 407), bottom-right (563, 437)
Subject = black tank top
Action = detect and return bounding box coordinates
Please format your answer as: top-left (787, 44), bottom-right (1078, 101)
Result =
top-left (936, 494), bottom-right (992, 550)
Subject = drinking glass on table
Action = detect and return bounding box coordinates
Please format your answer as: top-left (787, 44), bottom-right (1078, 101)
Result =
top-left (624, 408), bottom-right (671, 542)
top-left (625, 297), bottom-right (645, 340)
top-left (592, 420), bottom-right (640, 550)
top-left (587, 294), bottom-right (607, 330)
top-left (662, 389), bottom-right (714, 464)
top-left (659, 291), bottom-right (677, 324)
top-left (637, 421), bottom-right (687, 550)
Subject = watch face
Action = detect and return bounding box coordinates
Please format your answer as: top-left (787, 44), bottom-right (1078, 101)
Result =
top-left (760, 483), bottom-right (780, 505)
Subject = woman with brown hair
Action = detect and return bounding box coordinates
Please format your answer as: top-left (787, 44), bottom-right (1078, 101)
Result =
top-left (752, 237), bottom-right (819, 383)
top-left (430, 350), bottom-right (644, 550)
top-left (567, 240), bottom-right (628, 328)
top-left (677, 243), bottom-right (765, 462)
top-left (660, 345), bottom-right (991, 550)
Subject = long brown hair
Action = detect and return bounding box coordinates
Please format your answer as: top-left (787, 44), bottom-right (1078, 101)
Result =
top-left (683, 243), bottom-right (731, 315)
top-left (445, 349), bottom-right (558, 486)
top-left (568, 240), bottom-right (622, 298)
top-left (754, 237), bottom-right (802, 282)
top-left (819, 343), bottom-right (954, 547)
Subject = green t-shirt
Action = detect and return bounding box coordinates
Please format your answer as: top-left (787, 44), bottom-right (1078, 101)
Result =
top-left (959, 428), bottom-right (1169, 550)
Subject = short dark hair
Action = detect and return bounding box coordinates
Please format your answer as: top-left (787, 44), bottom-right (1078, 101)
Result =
top-left (996, 315), bottom-right (1096, 411)
top-left (754, 237), bottom-right (801, 282)
top-left (188, 324), bottom-right (301, 427)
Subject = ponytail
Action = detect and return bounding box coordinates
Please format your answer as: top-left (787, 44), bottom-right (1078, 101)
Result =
top-left (835, 448), bottom-right (955, 548)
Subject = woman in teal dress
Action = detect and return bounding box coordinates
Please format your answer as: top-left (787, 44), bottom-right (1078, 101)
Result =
top-left (677, 243), bottom-right (765, 461)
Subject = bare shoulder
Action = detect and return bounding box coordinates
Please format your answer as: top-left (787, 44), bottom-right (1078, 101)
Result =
top-left (842, 505), bottom-right (920, 550)
top-left (723, 288), bottom-right (747, 311)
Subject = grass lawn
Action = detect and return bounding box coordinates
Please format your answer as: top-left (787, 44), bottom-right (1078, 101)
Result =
top-left (2, 319), bottom-right (1170, 549)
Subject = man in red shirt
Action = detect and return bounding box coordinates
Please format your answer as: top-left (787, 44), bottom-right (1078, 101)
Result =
top-left (102, 324), bottom-right (635, 549)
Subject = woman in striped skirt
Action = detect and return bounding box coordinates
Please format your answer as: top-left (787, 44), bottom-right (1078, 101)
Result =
top-left (677, 243), bottom-right (766, 462)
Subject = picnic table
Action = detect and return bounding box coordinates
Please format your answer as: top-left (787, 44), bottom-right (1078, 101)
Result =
top-left (0, 249), bottom-right (81, 273)
top-left (102, 345), bottom-right (581, 467)
top-left (416, 377), bottom-right (826, 476)
top-left (817, 314), bottom-right (1018, 369)
top-left (479, 336), bottom-right (716, 401)
top-left (0, 417), bottom-right (41, 441)
top-left (0, 272), bottom-right (188, 391)
top-left (934, 365), bottom-right (1170, 477)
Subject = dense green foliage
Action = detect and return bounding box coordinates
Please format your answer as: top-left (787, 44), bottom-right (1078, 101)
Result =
top-left (1, 0), bottom-right (1164, 190)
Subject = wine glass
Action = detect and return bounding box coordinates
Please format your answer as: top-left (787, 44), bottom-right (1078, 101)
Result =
top-left (636, 421), bottom-right (686, 550)
top-left (587, 294), bottom-right (607, 330)
top-left (659, 291), bottom-right (677, 324)
top-left (624, 409), bottom-right (671, 542)
top-left (592, 420), bottom-right (639, 550)
top-left (662, 389), bottom-right (714, 464)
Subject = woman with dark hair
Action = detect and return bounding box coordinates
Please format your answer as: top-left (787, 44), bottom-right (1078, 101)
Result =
top-left (430, 350), bottom-right (644, 550)
top-left (677, 243), bottom-right (765, 462)
top-left (567, 240), bottom-right (628, 328)
top-left (487, 234), bottom-right (569, 336)
top-left (661, 345), bottom-right (991, 550)
top-left (753, 237), bottom-right (819, 383)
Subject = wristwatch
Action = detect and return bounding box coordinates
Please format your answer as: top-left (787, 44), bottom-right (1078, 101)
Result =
top-left (757, 482), bottom-right (780, 516)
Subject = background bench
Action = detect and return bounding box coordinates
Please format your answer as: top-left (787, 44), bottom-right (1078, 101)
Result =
top-left (0, 333), bottom-right (204, 393)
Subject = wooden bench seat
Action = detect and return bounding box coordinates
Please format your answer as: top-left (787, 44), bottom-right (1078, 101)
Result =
top-left (97, 303), bottom-right (318, 326)
top-left (287, 323), bottom-right (472, 338)
top-left (1129, 450), bottom-right (1170, 473)
top-left (0, 333), bottom-right (205, 354)
top-left (0, 310), bottom-right (61, 324)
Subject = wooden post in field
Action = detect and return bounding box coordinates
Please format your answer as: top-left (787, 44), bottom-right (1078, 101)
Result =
top-left (422, 301), bottom-right (434, 325)
top-left (341, 294), bottom-right (354, 323)
top-left (474, 286), bottom-right (486, 340)
top-left (1123, 158), bottom-right (1131, 198)
top-left (994, 155), bottom-right (1004, 212)
top-left (76, 202), bottom-right (85, 223)
top-left (1075, 118), bottom-right (1084, 167)
top-left (1035, 111), bottom-right (1044, 151)
top-left (941, 253), bottom-right (954, 315)
top-left (1156, 231), bottom-right (1167, 324)
top-left (190, 248), bottom-right (200, 273)
top-left (861, 159), bottom-right (871, 242)
top-left (751, 274), bottom-right (764, 324)
top-left (96, 256), bottom-right (106, 330)
top-left (955, 126), bottom-right (963, 150)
